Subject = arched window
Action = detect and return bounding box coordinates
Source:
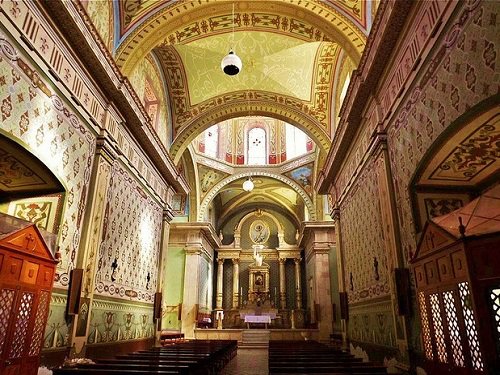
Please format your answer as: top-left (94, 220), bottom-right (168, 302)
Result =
top-left (247, 127), bottom-right (266, 165)
top-left (339, 73), bottom-right (351, 106)
top-left (204, 125), bottom-right (219, 158)
top-left (285, 123), bottom-right (308, 159)
top-left (144, 79), bottom-right (159, 131)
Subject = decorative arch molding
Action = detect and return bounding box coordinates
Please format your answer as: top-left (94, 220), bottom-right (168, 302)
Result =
top-left (115, 2), bottom-right (366, 74)
top-left (409, 102), bottom-right (500, 232)
top-left (154, 41), bottom-right (339, 156)
top-left (218, 191), bottom-right (302, 226)
top-left (198, 171), bottom-right (316, 222)
top-left (233, 209), bottom-right (287, 248)
top-left (170, 98), bottom-right (330, 164)
top-left (235, 209), bottom-right (285, 234)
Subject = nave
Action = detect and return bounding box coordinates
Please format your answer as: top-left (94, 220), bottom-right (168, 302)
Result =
top-left (52, 339), bottom-right (388, 375)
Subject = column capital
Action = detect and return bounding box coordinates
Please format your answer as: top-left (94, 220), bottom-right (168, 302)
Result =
top-left (163, 207), bottom-right (174, 223)
top-left (232, 258), bottom-right (239, 265)
top-left (217, 258), bottom-right (225, 266)
top-left (331, 207), bottom-right (340, 221)
top-left (95, 135), bottom-right (118, 162)
top-left (279, 258), bottom-right (286, 264)
top-left (294, 258), bottom-right (302, 265)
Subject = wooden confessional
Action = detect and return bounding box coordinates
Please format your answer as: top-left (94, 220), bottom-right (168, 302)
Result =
top-left (0, 214), bottom-right (58, 375)
top-left (411, 218), bottom-right (500, 374)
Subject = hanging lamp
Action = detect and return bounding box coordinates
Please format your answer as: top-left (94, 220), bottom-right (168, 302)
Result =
top-left (221, 4), bottom-right (242, 76)
top-left (242, 177), bottom-right (254, 192)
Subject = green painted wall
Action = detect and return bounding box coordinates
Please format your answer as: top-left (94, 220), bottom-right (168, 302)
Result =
top-left (162, 246), bottom-right (185, 330)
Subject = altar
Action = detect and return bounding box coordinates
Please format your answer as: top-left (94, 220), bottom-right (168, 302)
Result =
top-left (243, 315), bottom-right (271, 328)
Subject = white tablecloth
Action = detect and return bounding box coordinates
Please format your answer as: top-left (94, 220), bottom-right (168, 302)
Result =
top-left (244, 315), bottom-right (271, 324)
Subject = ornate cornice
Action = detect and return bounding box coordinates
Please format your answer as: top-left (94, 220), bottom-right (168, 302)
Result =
top-left (298, 221), bottom-right (335, 249)
top-left (33, 0), bottom-right (189, 195)
top-left (317, 0), bottom-right (415, 194)
top-left (170, 222), bottom-right (221, 250)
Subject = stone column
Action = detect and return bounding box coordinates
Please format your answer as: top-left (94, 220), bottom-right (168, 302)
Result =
top-left (181, 247), bottom-right (202, 338)
top-left (301, 222), bottom-right (335, 341)
top-left (279, 258), bottom-right (286, 309)
top-left (232, 258), bottom-right (239, 309)
top-left (216, 258), bottom-right (224, 309)
top-left (294, 258), bottom-right (302, 309)
top-left (157, 208), bottom-right (173, 340)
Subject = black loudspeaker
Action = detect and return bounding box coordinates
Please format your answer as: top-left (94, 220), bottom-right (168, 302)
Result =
top-left (395, 268), bottom-right (411, 316)
top-left (67, 268), bottom-right (83, 315)
top-left (154, 292), bottom-right (162, 320)
top-left (339, 292), bottom-right (349, 320)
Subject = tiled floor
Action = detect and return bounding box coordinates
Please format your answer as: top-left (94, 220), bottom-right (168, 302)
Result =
top-left (220, 348), bottom-right (269, 375)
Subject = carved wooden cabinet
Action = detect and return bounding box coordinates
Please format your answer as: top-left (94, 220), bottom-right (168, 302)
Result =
top-left (411, 221), bottom-right (500, 374)
top-left (0, 214), bottom-right (58, 375)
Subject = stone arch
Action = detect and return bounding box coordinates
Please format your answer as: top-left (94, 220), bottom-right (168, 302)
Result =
top-left (116, 2), bottom-right (366, 75)
top-left (234, 209), bottom-right (286, 248)
top-left (170, 98), bottom-right (330, 164)
top-left (198, 171), bottom-right (316, 222)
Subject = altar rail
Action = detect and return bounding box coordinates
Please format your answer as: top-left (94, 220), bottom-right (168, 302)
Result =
top-left (194, 329), bottom-right (319, 343)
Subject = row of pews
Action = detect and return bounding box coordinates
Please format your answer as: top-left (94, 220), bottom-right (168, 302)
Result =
top-left (53, 339), bottom-right (237, 375)
top-left (269, 340), bottom-right (387, 374)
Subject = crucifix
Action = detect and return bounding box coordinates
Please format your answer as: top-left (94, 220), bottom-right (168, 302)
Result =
top-left (24, 233), bottom-right (35, 250)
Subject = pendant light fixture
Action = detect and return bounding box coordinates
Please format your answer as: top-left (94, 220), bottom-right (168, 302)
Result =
top-left (243, 177), bottom-right (254, 192)
top-left (221, 4), bottom-right (242, 76)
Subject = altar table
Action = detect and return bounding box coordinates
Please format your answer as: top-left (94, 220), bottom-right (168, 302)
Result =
top-left (244, 315), bottom-right (272, 328)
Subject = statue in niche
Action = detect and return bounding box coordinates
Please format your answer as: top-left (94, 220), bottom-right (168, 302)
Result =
top-left (373, 257), bottom-right (380, 281)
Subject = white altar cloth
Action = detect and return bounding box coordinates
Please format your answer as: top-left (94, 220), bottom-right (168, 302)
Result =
top-left (244, 315), bottom-right (272, 324)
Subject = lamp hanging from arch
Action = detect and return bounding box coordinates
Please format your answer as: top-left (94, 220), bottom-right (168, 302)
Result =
top-left (221, 4), bottom-right (242, 76)
top-left (242, 177), bottom-right (254, 192)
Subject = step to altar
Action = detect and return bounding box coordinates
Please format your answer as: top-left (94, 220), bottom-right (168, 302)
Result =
top-left (240, 329), bottom-right (270, 348)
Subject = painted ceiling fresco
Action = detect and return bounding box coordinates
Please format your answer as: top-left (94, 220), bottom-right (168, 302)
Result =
top-left (115, 0), bottom-right (373, 51)
top-left (175, 32), bottom-right (318, 104)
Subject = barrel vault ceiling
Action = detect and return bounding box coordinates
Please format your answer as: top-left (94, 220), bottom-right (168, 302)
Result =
top-left (79, 0), bottom-right (377, 222)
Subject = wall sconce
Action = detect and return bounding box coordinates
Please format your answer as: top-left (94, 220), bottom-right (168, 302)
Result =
top-left (111, 258), bottom-right (118, 282)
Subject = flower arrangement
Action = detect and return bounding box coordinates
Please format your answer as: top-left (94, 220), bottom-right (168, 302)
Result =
top-left (37, 367), bottom-right (53, 375)
top-left (62, 358), bottom-right (95, 367)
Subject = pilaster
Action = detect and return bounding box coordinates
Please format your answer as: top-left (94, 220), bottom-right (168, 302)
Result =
top-left (68, 136), bottom-right (115, 353)
top-left (300, 222), bottom-right (336, 341)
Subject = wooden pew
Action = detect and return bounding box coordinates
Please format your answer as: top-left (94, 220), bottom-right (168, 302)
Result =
top-left (269, 340), bottom-right (387, 374)
top-left (54, 339), bottom-right (237, 375)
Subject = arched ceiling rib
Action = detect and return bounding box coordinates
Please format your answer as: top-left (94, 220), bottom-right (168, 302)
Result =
top-left (115, 1), bottom-right (368, 74)
top-left (169, 99), bottom-right (330, 164)
top-left (198, 171), bottom-right (316, 221)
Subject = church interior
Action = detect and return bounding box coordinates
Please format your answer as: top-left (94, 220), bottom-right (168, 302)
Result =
top-left (0, 0), bottom-right (499, 374)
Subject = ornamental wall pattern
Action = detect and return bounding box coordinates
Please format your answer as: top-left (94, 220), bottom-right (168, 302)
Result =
top-left (87, 297), bottom-right (155, 344)
top-left (387, 0), bottom-right (499, 261)
top-left (340, 157), bottom-right (390, 304)
top-left (0, 33), bottom-right (96, 287)
top-left (95, 162), bottom-right (163, 303)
